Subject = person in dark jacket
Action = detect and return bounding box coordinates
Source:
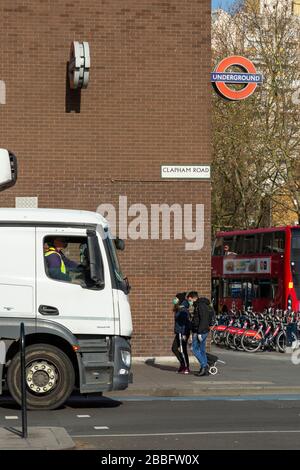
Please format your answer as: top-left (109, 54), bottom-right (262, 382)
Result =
top-left (187, 291), bottom-right (215, 376)
top-left (45, 238), bottom-right (80, 282)
top-left (171, 292), bottom-right (191, 374)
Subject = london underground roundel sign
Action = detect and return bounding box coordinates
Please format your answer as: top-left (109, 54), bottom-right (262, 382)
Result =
top-left (211, 56), bottom-right (263, 101)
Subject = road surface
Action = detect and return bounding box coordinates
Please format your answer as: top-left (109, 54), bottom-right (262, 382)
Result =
top-left (1, 394), bottom-right (300, 450)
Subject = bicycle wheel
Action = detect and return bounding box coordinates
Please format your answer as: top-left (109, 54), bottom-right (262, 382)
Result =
top-left (241, 333), bottom-right (262, 353)
top-left (277, 331), bottom-right (298, 353)
top-left (212, 330), bottom-right (223, 346)
top-left (276, 331), bottom-right (286, 353)
top-left (233, 333), bottom-right (244, 351)
top-left (225, 331), bottom-right (233, 349)
top-left (227, 333), bottom-right (237, 350)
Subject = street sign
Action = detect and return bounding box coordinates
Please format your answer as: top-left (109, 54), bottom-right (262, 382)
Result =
top-left (161, 165), bottom-right (211, 179)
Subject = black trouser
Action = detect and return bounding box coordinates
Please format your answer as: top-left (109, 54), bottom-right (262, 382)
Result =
top-left (171, 334), bottom-right (189, 368)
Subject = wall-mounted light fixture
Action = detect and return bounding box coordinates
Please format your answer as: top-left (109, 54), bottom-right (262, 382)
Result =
top-left (68, 41), bottom-right (90, 89)
top-left (0, 149), bottom-right (17, 191)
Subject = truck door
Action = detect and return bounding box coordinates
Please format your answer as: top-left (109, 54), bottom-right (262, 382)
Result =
top-left (35, 227), bottom-right (115, 335)
top-left (0, 226), bottom-right (36, 319)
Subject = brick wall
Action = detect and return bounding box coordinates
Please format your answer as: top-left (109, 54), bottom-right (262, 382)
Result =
top-left (0, 0), bottom-right (211, 355)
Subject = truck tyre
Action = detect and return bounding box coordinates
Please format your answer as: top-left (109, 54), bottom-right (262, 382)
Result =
top-left (7, 343), bottom-right (75, 410)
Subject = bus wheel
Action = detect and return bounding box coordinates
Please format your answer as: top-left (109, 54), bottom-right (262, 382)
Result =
top-left (7, 343), bottom-right (75, 410)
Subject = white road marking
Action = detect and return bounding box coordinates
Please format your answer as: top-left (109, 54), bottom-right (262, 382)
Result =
top-left (192, 381), bottom-right (273, 385)
top-left (76, 415), bottom-right (91, 418)
top-left (94, 426), bottom-right (109, 430)
top-left (71, 430), bottom-right (300, 438)
top-left (5, 416), bottom-right (18, 420)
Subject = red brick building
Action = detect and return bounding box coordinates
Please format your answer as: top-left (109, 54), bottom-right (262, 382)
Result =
top-left (0, 0), bottom-right (211, 355)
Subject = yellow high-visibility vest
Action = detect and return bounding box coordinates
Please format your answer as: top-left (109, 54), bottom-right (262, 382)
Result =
top-left (44, 247), bottom-right (66, 274)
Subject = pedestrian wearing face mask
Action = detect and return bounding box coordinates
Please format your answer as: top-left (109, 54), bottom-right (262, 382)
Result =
top-left (171, 292), bottom-right (191, 374)
top-left (187, 291), bottom-right (215, 377)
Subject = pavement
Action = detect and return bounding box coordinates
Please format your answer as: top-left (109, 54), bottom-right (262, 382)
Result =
top-left (107, 345), bottom-right (300, 398)
top-left (0, 427), bottom-right (75, 450)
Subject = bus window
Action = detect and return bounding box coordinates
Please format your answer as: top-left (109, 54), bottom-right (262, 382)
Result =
top-left (273, 231), bottom-right (285, 254)
top-left (222, 279), bottom-right (242, 299)
top-left (213, 237), bottom-right (223, 255)
top-left (271, 279), bottom-right (279, 300)
top-left (258, 279), bottom-right (273, 299)
top-left (229, 281), bottom-right (242, 298)
top-left (252, 279), bottom-right (259, 298)
top-left (235, 235), bottom-right (244, 254)
top-left (257, 233), bottom-right (263, 253)
top-left (244, 235), bottom-right (257, 254)
top-left (222, 279), bottom-right (229, 298)
top-left (292, 232), bottom-right (300, 250)
top-left (212, 278), bottom-right (220, 312)
top-left (242, 281), bottom-right (253, 308)
top-left (262, 232), bottom-right (273, 254)
top-left (223, 237), bottom-right (234, 255)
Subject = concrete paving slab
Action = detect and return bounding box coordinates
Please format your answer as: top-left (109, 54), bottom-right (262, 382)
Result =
top-left (0, 427), bottom-right (75, 450)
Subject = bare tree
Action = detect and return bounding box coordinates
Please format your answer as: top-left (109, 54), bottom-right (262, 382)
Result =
top-left (212, 0), bottom-right (300, 233)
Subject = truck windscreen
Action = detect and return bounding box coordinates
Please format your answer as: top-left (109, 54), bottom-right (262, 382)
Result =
top-left (291, 228), bottom-right (300, 299)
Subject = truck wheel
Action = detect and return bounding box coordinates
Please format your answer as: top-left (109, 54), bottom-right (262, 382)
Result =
top-left (7, 343), bottom-right (75, 410)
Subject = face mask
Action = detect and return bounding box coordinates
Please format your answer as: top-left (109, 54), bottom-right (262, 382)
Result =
top-left (188, 300), bottom-right (194, 307)
top-left (172, 298), bottom-right (179, 305)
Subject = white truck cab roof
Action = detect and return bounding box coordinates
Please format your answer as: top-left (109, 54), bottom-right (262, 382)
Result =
top-left (0, 208), bottom-right (108, 227)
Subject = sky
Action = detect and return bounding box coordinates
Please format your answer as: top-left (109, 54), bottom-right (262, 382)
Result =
top-left (212, 0), bottom-right (236, 11)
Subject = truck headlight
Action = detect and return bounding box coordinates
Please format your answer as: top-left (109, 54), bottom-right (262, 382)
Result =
top-left (121, 350), bottom-right (131, 368)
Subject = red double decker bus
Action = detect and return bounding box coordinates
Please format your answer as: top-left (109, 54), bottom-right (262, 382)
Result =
top-left (212, 226), bottom-right (300, 313)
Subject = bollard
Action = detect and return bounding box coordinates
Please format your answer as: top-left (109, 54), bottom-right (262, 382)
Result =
top-left (20, 323), bottom-right (28, 439)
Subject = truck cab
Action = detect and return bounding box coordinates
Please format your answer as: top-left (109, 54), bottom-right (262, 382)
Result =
top-left (0, 207), bottom-right (132, 409)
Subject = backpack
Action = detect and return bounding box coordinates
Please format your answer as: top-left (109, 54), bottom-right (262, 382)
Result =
top-left (208, 304), bottom-right (216, 326)
top-left (194, 297), bottom-right (215, 331)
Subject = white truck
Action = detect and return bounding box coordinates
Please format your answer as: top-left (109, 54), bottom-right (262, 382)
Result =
top-left (0, 149), bottom-right (133, 409)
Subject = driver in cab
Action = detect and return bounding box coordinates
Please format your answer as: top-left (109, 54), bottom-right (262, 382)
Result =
top-left (44, 237), bottom-right (81, 282)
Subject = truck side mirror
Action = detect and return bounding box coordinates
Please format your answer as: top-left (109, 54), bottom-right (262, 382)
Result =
top-left (0, 149), bottom-right (17, 191)
top-left (115, 237), bottom-right (125, 251)
top-left (87, 230), bottom-right (104, 287)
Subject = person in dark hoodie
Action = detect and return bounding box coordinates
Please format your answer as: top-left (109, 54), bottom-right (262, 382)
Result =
top-left (171, 292), bottom-right (191, 374)
top-left (187, 291), bottom-right (215, 377)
